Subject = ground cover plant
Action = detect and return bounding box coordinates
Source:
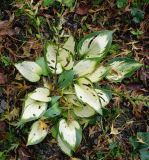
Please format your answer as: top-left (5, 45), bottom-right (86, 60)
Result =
top-left (0, 0), bottom-right (149, 160)
top-left (14, 30), bottom-right (142, 156)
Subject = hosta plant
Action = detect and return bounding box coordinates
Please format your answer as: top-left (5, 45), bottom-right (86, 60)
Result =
top-left (15, 30), bottom-right (142, 156)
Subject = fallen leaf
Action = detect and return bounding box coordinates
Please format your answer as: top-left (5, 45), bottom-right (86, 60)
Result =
top-left (0, 73), bottom-right (6, 84)
top-left (76, 3), bottom-right (89, 15)
top-left (0, 68), bottom-right (7, 84)
top-left (127, 83), bottom-right (144, 91)
top-left (0, 121), bottom-right (7, 140)
top-left (110, 123), bottom-right (119, 135)
top-left (89, 126), bottom-right (97, 137)
top-left (71, 158), bottom-right (82, 160)
top-left (18, 147), bottom-right (30, 160)
top-left (132, 105), bottom-right (143, 118)
top-left (4, 107), bottom-right (19, 121)
top-left (0, 121), bottom-right (7, 132)
top-left (0, 21), bottom-right (10, 29)
top-left (0, 20), bottom-right (15, 36)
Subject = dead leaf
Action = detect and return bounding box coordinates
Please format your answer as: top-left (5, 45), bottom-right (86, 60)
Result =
top-left (110, 123), bottom-right (119, 135)
top-left (0, 20), bottom-right (14, 36)
top-left (0, 68), bottom-right (7, 84)
top-left (113, 96), bottom-right (121, 107)
top-left (89, 126), bottom-right (98, 137)
top-left (127, 83), bottom-right (144, 91)
top-left (76, 3), bottom-right (89, 15)
top-left (71, 158), bottom-right (81, 160)
top-left (132, 105), bottom-right (143, 118)
top-left (147, 125), bottom-right (149, 132)
top-left (4, 107), bottom-right (19, 121)
top-left (0, 72), bottom-right (6, 84)
top-left (18, 147), bottom-right (30, 160)
top-left (0, 21), bottom-right (10, 29)
top-left (0, 121), bottom-right (7, 132)
top-left (0, 121), bottom-right (7, 140)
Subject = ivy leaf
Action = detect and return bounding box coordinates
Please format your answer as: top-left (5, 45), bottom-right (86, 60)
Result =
top-left (15, 61), bottom-right (42, 82)
top-left (28, 87), bottom-right (51, 102)
top-left (58, 119), bottom-right (82, 151)
top-left (36, 57), bottom-right (49, 76)
top-left (21, 97), bottom-right (47, 123)
top-left (58, 69), bottom-right (75, 89)
top-left (78, 30), bottom-right (113, 59)
top-left (106, 58), bottom-right (143, 82)
top-left (43, 102), bottom-right (62, 118)
top-left (27, 120), bottom-right (48, 145)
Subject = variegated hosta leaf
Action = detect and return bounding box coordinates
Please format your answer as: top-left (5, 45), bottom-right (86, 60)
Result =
top-left (78, 30), bottom-right (113, 59)
top-left (74, 84), bottom-right (102, 115)
top-left (73, 60), bottom-right (97, 77)
top-left (66, 93), bottom-right (95, 118)
top-left (27, 120), bottom-right (48, 145)
top-left (95, 89), bottom-right (112, 107)
top-left (66, 94), bottom-right (81, 107)
top-left (58, 49), bottom-right (74, 70)
top-left (58, 119), bottom-right (82, 151)
top-left (77, 77), bottom-right (93, 87)
top-left (86, 66), bottom-right (108, 83)
top-left (106, 58), bottom-right (143, 82)
top-left (15, 61), bottom-right (42, 82)
top-left (63, 36), bottom-right (75, 54)
top-left (28, 87), bottom-right (51, 102)
top-left (57, 135), bottom-right (72, 156)
top-left (73, 104), bottom-right (96, 118)
top-left (46, 44), bottom-right (63, 74)
top-left (21, 97), bottom-right (47, 122)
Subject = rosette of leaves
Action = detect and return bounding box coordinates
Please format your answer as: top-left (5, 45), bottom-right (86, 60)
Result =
top-left (14, 30), bottom-right (142, 156)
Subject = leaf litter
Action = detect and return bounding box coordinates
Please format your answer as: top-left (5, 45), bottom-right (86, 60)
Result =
top-left (0, 0), bottom-right (149, 159)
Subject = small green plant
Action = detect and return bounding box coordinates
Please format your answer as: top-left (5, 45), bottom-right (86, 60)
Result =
top-left (0, 152), bottom-right (6, 160)
top-left (116, 0), bottom-right (127, 8)
top-left (131, 7), bottom-right (145, 23)
top-left (43, 0), bottom-right (75, 7)
top-left (0, 55), bottom-right (11, 66)
top-left (129, 132), bottom-right (149, 160)
top-left (131, 29), bottom-right (144, 37)
top-left (96, 141), bottom-right (123, 159)
top-left (14, 30), bottom-right (142, 156)
top-left (127, 92), bottom-right (149, 107)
